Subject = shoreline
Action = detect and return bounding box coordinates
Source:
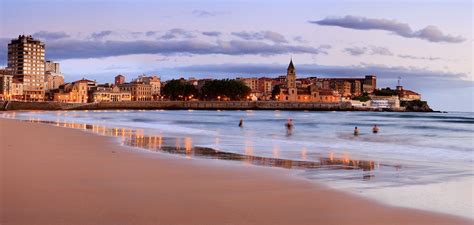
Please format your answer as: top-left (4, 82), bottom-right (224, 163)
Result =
top-left (1, 118), bottom-right (470, 225)
top-left (0, 100), bottom-right (435, 112)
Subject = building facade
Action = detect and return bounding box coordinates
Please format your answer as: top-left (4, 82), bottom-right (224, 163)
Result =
top-left (8, 35), bottom-right (45, 101)
top-left (278, 59), bottom-right (341, 103)
top-left (53, 79), bottom-right (94, 103)
top-left (119, 82), bottom-right (152, 101)
top-left (396, 85), bottom-right (421, 101)
top-left (44, 60), bottom-right (65, 91)
top-left (89, 85), bottom-right (132, 102)
top-left (0, 68), bottom-right (13, 100)
top-left (133, 75), bottom-right (161, 99)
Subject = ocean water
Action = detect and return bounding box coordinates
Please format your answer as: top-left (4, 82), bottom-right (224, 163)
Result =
top-left (2, 110), bottom-right (473, 218)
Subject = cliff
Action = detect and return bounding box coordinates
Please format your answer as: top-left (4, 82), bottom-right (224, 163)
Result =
top-left (401, 100), bottom-right (434, 112)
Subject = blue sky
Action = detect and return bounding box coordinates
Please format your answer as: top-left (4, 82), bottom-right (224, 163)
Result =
top-left (0, 0), bottom-right (472, 111)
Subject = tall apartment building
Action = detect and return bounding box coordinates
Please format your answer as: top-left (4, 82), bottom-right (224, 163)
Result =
top-left (7, 35), bottom-right (46, 101)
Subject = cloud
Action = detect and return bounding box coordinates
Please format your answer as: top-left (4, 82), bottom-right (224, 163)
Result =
top-left (412, 26), bottom-right (465, 43)
top-left (145, 31), bottom-right (157, 37)
top-left (370, 46), bottom-right (393, 56)
top-left (344, 46), bottom-right (393, 56)
top-left (202, 31), bottom-right (222, 37)
top-left (397, 54), bottom-right (441, 61)
top-left (343, 45), bottom-right (442, 61)
top-left (32, 31), bottom-right (70, 40)
top-left (23, 39), bottom-right (328, 60)
top-left (90, 30), bottom-right (113, 40)
top-left (231, 31), bottom-right (288, 43)
top-left (310, 15), bottom-right (465, 43)
top-left (293, 36), bottom-right (307, 43)
top-left (343, 47), bottom-right (366, 56)
top-left (159, 28), bottom-right (196, 40)
top-left (192, 10), bottom-right (216, 18)
top-left (0, 31), bottom-right (329, 61)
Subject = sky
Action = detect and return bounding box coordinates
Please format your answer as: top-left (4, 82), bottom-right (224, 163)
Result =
top-left (0, 0), bottom-right (472, 111)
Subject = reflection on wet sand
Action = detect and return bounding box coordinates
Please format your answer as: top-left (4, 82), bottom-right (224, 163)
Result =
top-left (17, 117), bottom-right (398, 180)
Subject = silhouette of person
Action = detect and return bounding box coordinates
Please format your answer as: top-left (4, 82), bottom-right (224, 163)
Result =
top-left (238, 118), bottom-right (243, 127)
top-left (354, 126), bottom-right (359, 136)
top-left (372, 124), bottom-right (379, 134)
top-left (286, 118), bottom-right (294, 136)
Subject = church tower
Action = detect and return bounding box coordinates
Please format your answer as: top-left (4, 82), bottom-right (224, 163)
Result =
top-left (287, 59), bottom-right (297, 101)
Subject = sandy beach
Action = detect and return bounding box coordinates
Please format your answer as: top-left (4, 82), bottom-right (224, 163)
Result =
top-left (0, 118), bottom-right (471, 225)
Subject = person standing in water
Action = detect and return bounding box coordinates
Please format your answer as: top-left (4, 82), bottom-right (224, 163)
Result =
top-left (286, 118), bottom-right (294, 135)
top-left (353, 126), bottom-right (359, 136)
top-left (238, 118), bottom-right (243, 127)
top-left (372, 124), bottom-right (379, 133)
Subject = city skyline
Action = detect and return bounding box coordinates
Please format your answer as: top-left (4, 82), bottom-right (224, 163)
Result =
top-left (0, 0), bottom-right (472, 111)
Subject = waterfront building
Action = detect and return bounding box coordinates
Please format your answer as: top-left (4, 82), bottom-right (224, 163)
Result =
top-left (8, 35), bottom-right (46, 101)
top-left (278, 59), bottom-right (341, 103)
top-left (0, 68), bottom-right (13, 100)
top-left (371, 95), bottom-right (400, 109)
top-left (257, 77), bottom-right (273, 100)
top-left (309, 86), bottom-right (341, 103)
top-left (11, 78), bottom-right (24, 99)
top-left (133, 75), bottom-right (161, 100)
top-left (89, 84), bottom-right (131, 102)
top-left (397, 85), bottom-right (421, 101)
top-left (314, 76), bottom-right (375, 98)
top-left (53, 78), bottom-right (95, 103)
top-left (239, 77), bottom-right (275, 100)
top-left (238, 77), bottom-right (258, 92)
top-left (119, 81), bottom-right (152, 101)
top-left (0, 68), bottom-right (24, 101)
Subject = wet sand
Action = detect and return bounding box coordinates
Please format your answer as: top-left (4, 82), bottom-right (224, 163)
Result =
top-left (0, 118), bottom-right (471, 225)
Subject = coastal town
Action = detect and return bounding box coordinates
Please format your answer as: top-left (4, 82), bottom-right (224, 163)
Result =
top-left (0, 35), bottom-right (426, 111)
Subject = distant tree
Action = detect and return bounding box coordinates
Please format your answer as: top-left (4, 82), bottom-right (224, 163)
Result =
top-left (162, 79), bottom-right (198, 100)
top-left (352, 92), bottom-right (371, 102)
top-left (200, 79), bottom-right (251, 100)
top-left (373, 87), bottom-right (398, 96)
top-left (271, 85), bottom-right (281, 100)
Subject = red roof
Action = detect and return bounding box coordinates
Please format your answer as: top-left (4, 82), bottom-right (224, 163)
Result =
top-left (401, 90), bottom-right (420, 96)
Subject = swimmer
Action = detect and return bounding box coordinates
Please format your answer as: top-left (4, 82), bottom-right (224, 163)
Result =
top-left (372, 124), bottom-right (379, 134)
top-left (285, 118), bottom-right (294, 136)
top-left (285, 118), bottom-right (294, 129)
top-left (354, 126), bottom-right (359, 136)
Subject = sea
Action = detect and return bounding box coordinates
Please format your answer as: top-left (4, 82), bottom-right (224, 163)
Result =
top-left (2, 110), bottom-right (473, 218)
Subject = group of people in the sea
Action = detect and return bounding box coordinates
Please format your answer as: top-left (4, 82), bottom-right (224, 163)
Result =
top-left (353, 125), bottom-right (379, 136)
top-left (238, 117), bottom-right (379, 136)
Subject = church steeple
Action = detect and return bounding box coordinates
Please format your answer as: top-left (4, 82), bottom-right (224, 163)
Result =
top-left (287, 58), bottom-right (296, 90)
top-left (288, 58), bottom-right (295, 71)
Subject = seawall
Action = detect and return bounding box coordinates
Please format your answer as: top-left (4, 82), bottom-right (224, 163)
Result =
top-left (1, 100), bottom-right (359, 111)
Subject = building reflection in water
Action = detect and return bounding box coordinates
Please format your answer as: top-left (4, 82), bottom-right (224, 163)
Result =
top-left (13, 117), bottom-right (394, 180)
